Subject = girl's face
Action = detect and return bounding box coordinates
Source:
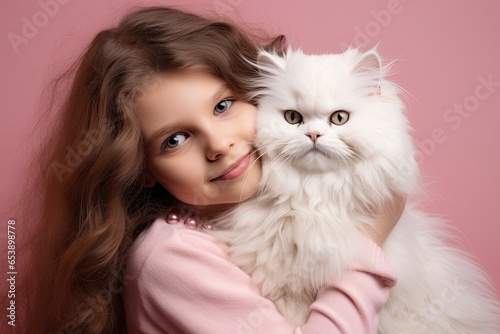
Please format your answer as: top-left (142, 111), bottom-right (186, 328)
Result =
top-left (136, 71), bottom-right (261, 215)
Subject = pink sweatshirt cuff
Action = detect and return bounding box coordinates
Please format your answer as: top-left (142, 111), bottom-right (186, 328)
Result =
top-left (353, 238), bottom-right (398, 287)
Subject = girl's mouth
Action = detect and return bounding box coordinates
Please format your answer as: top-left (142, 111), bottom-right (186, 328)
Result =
top-left (211, 154), bottom-right (251, 181)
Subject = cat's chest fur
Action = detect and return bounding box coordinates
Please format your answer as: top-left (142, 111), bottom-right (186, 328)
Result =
top-left (259, 157), bottom-right (373, 219)
top-left (222, 162), bottom-right (369, 288)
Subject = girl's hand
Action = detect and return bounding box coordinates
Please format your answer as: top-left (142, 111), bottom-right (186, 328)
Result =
top-left (364, 195), bottom-right (406, 246)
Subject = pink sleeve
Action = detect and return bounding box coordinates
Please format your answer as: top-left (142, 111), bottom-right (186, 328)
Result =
top-left (300, 241), bottom-right (396, 333)
top-left (124, 221), bottom-right (396, 334)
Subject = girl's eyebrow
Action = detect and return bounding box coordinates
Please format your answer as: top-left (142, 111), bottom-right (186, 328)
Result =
top-left (146, 83), bottom-right (232, 146)
top-left (147, 125), bottom-right (176, 147)
top-left (211, 83), bottom-right (231, 106)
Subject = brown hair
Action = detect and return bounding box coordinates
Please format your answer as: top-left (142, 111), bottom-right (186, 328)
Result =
top-left (19, 6), bottom-right (285, 333)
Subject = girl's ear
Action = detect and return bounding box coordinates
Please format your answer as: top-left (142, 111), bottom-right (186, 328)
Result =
top-left (144, 174), bottom-right (156, 188)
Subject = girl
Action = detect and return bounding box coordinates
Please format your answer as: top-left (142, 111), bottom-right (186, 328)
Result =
top-left (21, 6), bottom-right (404, 333)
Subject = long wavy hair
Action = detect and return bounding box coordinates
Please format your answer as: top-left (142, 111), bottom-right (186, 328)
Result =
top-left (19, 6), bottom-right (285, 333)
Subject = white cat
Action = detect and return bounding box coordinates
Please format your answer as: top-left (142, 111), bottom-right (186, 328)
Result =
top-left (210, 47), bottom-right (500, 333)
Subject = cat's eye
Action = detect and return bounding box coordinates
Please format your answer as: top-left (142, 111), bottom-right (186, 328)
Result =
top-left (284, 110), bottom-right (303, 124)
top-left (330, 110), bottom-right (349, 125)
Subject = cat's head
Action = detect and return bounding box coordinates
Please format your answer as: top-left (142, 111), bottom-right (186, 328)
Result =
top-left (252, 47), bottom-right (418, 198)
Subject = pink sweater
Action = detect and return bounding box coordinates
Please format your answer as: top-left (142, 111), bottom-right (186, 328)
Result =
top-left (124, 217), bottom-right (397, 333)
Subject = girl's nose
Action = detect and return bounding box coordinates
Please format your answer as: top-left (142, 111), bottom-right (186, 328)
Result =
top-left (205, 129), bottom-right (234, 161)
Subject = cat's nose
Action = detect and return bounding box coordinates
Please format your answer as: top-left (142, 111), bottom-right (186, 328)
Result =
top-left (306, 131), bottom-right (322, 143)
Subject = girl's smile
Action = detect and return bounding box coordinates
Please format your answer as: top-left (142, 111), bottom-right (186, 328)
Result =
top-left (136, 70), bottom-right (262, 215)
top-left (210, 153), bottom-right (252, 181)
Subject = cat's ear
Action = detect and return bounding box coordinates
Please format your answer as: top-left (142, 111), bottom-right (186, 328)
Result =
top-left (257, 50), bottom-right (287, 72)
top-left (353, 48), bottom-right (383, 95)
top-left (353, 48), bottom-right (382, 76)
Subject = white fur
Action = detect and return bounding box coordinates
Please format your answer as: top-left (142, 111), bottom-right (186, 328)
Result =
top-left (209, 48), bottom-right (500, 332)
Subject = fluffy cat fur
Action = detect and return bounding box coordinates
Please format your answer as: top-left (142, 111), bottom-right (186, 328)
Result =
top-left (209, 48), bottom-right (500, 332)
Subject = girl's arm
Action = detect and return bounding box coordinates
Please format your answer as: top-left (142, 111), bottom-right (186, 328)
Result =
top-left (124, 219), bottom-right (396, 334)
top-left (364, 195), bottom-right (406, 246)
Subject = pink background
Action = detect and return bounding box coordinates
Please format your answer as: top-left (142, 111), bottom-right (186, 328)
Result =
top-left (1, 0), bottom-right (499, 301)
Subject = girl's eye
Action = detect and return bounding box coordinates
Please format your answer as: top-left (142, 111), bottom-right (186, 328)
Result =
top-left (330, 110), bottom-right (349, 125)
top-left (214, 100), bottom-right (233, 114)
top-left (161, 133), bottom-right (189, 151)
top-left (284, 110), bottom-right (303, 124)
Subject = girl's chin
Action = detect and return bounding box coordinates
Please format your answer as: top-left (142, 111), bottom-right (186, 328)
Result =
top-left (191, 202), bottom-right (236, 218)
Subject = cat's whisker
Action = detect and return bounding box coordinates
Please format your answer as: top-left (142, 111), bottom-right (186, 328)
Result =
top-left (260, 152), bottom-right (288, 191)
top-left (237, 147), bottom-right (268, 204)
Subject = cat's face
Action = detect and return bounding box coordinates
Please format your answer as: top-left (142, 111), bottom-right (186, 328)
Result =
top-left (254, 48), bottom-right (414, 177)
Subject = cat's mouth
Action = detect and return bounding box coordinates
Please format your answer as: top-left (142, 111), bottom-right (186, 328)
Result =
top-left (298, 145), bottom-right (331, 163)
top-left (299, 143), bottom-right (361, 168)
top-left (307, 145), bottom-right (328, 156)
